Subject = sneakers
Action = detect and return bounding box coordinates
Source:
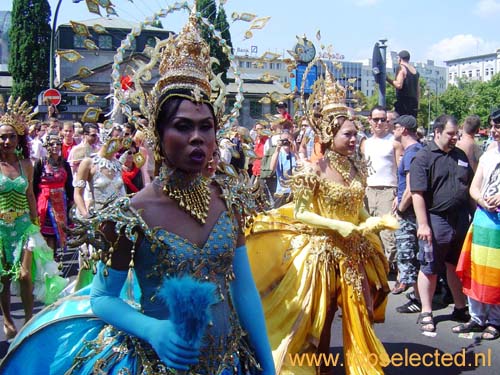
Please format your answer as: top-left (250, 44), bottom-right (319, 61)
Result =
top-left (396, 298), bottom-right (422, 313)
top-left (406, 290), bottom-right (417, 301)
top-left (451, 307), bottom-right (470, 322)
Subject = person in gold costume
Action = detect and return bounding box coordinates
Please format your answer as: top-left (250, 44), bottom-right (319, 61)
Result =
top-left (247, 70), bottom-right (398, 375)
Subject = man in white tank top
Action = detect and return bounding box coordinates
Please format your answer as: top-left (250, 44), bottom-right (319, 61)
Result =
top-left (361, 105), bottom-right (401, 271)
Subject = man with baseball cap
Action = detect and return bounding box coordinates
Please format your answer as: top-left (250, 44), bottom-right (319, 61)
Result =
top-left (392, 115), bottom-right (424, 313)
top-left (276, 101), bottom-right (293, 123)
top-left (387, 50), bottom-right (420, 118)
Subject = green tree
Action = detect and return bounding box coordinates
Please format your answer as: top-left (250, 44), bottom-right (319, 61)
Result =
top-left (366, 83), bottom-right (396, 111)
top-left (196, 0), bottom-right (232, 83)
top-left (9, 0), bottom-right (51, 104)
top-left (214, 5), bottom-right (232, 82)
top-left (438, 76), bottom-right (500, 127)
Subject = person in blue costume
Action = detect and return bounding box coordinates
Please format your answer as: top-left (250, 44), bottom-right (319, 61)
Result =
top-left (0, 9), bottom-right (274, 375)
top-left (0, 97), bottom-right (67, 341)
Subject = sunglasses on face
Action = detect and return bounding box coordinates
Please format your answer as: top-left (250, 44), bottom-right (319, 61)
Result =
top-left (372, 118), bottom-right (387, 123)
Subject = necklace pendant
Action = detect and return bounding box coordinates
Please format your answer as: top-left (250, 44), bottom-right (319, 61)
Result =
top-left (162, 173), bottom-right (211, 224)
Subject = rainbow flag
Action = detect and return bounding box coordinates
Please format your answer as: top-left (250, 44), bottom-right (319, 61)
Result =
top-left (457, 208), bottom-right (500, 304)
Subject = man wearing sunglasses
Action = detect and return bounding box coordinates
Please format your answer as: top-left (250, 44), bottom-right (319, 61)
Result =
top-left (67, 123), bottom-right (101, 176)
top-left (362, 105), bottom-right (402, 275)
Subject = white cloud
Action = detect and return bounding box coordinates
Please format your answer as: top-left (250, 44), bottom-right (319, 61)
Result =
top-left (475, 0), bottom-right (500, 17)
top-left (425, 34), bottom-right (498, 63)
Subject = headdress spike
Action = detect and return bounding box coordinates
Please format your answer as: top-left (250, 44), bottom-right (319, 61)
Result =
top-left (0, 96), bottom-right (36, 136)
top-left (304, 62), bottom-right (351, 144)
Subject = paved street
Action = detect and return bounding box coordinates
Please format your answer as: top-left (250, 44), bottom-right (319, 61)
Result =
top-left (0, 257), bottom-right (498, 373)
top-left (329, 276), bottom-right (500, 374)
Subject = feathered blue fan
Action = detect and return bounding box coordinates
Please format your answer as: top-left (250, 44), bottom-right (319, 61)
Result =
top-left (157, 276), bottom-right (217, 346)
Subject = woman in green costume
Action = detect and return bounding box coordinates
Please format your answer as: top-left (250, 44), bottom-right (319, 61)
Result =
top-left (0, 98), bottom-right (67, 340)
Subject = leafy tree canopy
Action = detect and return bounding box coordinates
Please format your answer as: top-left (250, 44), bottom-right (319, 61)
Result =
top-left (196, 0), bottom-right (232, 83)
top-left (9, 0), bottom-right (52, 104)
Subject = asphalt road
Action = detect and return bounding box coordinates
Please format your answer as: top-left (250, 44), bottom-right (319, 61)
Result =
top-left (329, 276), bottom-right (500, 375)
top-left (0, 256), bottom-right (498, 374)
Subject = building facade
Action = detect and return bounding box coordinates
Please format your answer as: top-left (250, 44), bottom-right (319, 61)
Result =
top-left (227, 55), bottom-right (291, 128)
top-left (42, 18), bottom-right (172, 120)
top-left (445, 50), bottom-right (500, 86)
top-left (0, 11), bottom-right (12, 98)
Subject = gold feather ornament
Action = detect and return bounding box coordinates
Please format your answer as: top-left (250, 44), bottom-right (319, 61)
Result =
top-left (0, 96), bottom-right (36, 136)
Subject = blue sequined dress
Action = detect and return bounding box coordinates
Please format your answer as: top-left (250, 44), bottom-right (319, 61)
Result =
top-left (0, 198), bottom-right (258, 375)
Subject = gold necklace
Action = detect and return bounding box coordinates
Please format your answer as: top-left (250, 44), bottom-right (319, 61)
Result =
top-left (159, 166), bottom-right (211, 224)
top-left (326, 150), bottom-right (352, 183)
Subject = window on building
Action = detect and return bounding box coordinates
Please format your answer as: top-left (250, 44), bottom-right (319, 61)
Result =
top-left (249, 100), bottom-right (262, 118)
top-left (275, 63), bottom-right (281, 70)
top-left (468, 71), bottom-right (472, 78)
top-left (476, 69), bottom-right (480, 78)
top-left (269, 62), bottom-right (275, 70)
top-left (486, 69), bottom-right (489, 76)
top-left (98, 35), bottom-right (113, 49)
top-left (239, 61), bottom-right (245, 68)
top-left (225, 99), bottom-right (236, 114)
top-left (73, 35), bottom-right (86, 49)
top-left (146, 37), bottom-right (156, 48)
top-left (246, 61), bottom-right (252, 68)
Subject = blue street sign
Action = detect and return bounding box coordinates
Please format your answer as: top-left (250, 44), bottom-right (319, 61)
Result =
top-left (290, 64), bottom-right (318, 94)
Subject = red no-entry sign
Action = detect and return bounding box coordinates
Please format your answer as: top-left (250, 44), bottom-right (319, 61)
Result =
top-left (43, 89), bottom-right (62, 106)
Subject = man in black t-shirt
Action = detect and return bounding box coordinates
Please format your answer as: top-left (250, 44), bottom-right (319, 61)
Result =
top-left (409, 114), bottom-right (474, 332)
top-left (387, 50), bottom-right (420, 118)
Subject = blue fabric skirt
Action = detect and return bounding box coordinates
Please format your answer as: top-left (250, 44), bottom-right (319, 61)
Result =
top-left (0, 286), bottom-right (245, 375)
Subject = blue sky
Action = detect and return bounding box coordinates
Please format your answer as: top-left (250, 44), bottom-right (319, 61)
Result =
top-left (3, 0), bottom-right (500, 65)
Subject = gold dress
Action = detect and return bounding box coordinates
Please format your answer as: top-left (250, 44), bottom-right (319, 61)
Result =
top-left (247, 166), bottom-right (390, 375)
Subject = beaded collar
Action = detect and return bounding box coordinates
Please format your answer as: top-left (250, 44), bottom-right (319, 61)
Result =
top-left (92, 154), bottom-right (122, 174)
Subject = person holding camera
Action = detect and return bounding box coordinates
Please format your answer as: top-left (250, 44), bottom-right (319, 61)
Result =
top-left (270, 131), bottom-right (297, 208)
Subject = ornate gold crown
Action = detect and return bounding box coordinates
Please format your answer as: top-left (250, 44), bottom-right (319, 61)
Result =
top-left (0, 96), bottom-right (36, 136)
top-left (306, 68), bottom-right (351, 144)
top-left (154, 13), bottom-right (212, 102)
top-left (107, 3), bottom-right (254, 169)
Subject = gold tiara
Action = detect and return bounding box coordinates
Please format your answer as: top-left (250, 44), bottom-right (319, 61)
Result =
top-left (303, 62), bottom-right (351, 144)
top-left (102, 2), bottom-right (269, 169)
top-left (154, 12), bottom-right (212, 103)
top-left (0, 96), bottom-right (36, 136)
top-left (108, 3), bottom-right (242, 165)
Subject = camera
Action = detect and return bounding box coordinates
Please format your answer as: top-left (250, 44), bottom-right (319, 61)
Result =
top-left (279, 139), bottom-right (290, 146)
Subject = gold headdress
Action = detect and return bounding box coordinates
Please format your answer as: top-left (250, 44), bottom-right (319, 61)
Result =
top-left (152, 12), bottom-right (212, 106)
top-left (146, 10), bottom-right (218, 149)
top-left (107, 3), bottom-right (242, 166)
top-left (305, 66), bottom-right (351, 144)
top-left (0, 96), bottom-right (36, 136)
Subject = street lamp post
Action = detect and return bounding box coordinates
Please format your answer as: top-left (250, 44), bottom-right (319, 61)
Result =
top-left (426, 88), bottom-right (431, 135)
top-left (378, 39), bottom-right (387, 107)
top-left (49, 0), bottom-right (63, 89)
